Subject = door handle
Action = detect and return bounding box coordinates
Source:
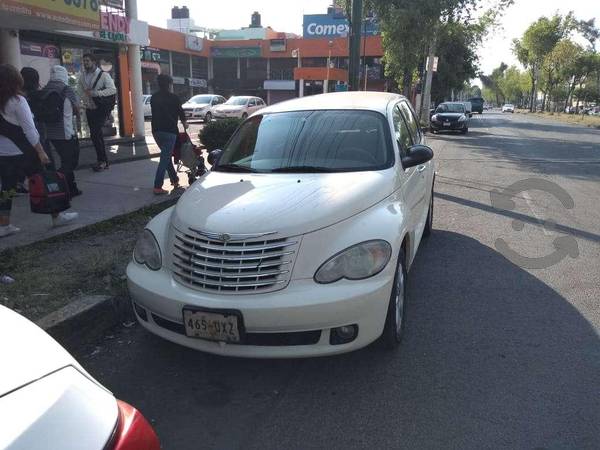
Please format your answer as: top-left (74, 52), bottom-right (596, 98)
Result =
top-left (417, 165), bottom-right (426, 173)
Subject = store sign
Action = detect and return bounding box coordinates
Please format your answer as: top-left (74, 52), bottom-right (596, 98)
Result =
top-left (172, 76), bottom-right (186, 85)
top-left (270, 39), bottom-right (286, 52)
top-left (302, 14), bottom-right (379, 39)
top-left (211, 47), bottom-right (261, 58)
top-left (141, 47), bottom-right (161, 62)
top-left (20, 40), bottom-right (59, 58)
top-left (187, 78), bottom-right (207, 88)
top-left (141, 61), bottom-right (161, 73)
top-left (185, 34), bottom-right (203, 52)
top-left (0, 0), bottom-right (100, 29)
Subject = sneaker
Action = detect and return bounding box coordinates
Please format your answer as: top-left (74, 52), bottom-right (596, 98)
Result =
top-left (71, 189), bottom-right (83, 197)
top-left (92, 162), bottom-right (109, 172)
top-left (0, 225), bottom-right (20, 238)
top-left (153, 188), bottom-right (169, 195)
top-left (52, 212), bottom-right (79, 227)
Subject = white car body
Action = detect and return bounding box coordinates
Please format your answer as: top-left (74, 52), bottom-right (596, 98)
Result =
top-left (182, 95), bottom-right (227, 121)
top-left (212, 96), bottom-right (266, 119)
top-left (502, 104), bottom-right (515, 113)
top-left (143, 94), bottom-right (152, 119)
top-left (127, 92), bottom-right (435, 358)
top-left (0, 305), bottom-right (159, 449)
top-left (0, 305), bottom-right (117, 449)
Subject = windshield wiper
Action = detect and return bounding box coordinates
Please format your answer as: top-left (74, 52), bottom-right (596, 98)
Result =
top-left (270, 166), bottom-right (337, 173)
top-left (214, 164), bottom-right (258, 173)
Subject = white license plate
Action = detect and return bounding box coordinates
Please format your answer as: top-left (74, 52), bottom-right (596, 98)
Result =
top-left (443, 122), bottom-right (451, 126)
top-left (183, 309), bottom-right (241, 342)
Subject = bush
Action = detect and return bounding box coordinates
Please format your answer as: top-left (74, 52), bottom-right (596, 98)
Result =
top-left (199, 118), bottom-right (243, 151)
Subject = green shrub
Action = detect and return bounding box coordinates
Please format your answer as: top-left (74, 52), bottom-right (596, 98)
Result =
top-left (199, 118), bottom-right (243, 151)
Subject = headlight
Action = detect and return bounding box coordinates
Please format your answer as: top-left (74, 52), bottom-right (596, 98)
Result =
top-left (314, 240), bottom-right (392, 284)
top-left (458, 115), bottom-right (466, 121)
top-left (431, 114), bottom-right (438, 122)
top-left (133, 229), bottom-right (162, 270)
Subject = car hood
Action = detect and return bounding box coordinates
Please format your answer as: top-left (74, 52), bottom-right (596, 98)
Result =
top-left (172, 170), bottom-right (396, 237)
top-left (183, 102), bottom-right (209, 109)
top-left (0, 305), bottom-right (80, 396)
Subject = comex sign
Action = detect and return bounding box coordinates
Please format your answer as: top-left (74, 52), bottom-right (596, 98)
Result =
top-left (303, 14), bottom-right (379, 39)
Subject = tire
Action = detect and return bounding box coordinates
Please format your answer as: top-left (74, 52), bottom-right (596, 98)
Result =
top-left (241, 112), bottom-right (248, 119)
top-left (429, 127), bottom-right (437, 134)
top-left (381, 249), bottom-right (408, 349)
top-left (204, 112), bottom-right (212, 122)
top-left (423, 185), bottom-right (434, 238)
top-left (460, 128), bottom-right (468, 134)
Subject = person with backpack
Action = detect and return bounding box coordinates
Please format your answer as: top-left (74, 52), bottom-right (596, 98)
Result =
top-left (77, 53), bottom-right (116, 172)
top-left (0, 64), bottom-right (78, 237)
top-left (41, 65), bottom-right (82, 197)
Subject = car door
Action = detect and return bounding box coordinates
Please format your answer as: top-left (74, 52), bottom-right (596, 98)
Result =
top-left (393, 103), bottom-right (422, 248)
top-left (398, 100), bottom-right (431, 243)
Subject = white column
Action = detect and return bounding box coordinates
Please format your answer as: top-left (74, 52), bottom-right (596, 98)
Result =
top-left (299, 79), bottom-right (304, 98)
top-left (0, 29), bottom-right (22, 69)
top-left (237, 57), bottom-right (241, 79)
top-left (266, 58), bottom-right (271, 80)
top-left (125, 0), bottom-right (145, 138)
top-left (324, 79), bottom-right (329, 93)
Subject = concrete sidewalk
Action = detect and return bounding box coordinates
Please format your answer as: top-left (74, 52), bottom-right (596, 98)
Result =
top-left (0, 157), bottom-right (190, 251)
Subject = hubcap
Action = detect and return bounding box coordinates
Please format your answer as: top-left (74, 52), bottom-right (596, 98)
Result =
top-left (395, 267), bottom-right (405, 336)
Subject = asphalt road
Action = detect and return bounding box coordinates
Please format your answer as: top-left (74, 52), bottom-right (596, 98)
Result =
top-left (77, 111), bottom-right (600, 450)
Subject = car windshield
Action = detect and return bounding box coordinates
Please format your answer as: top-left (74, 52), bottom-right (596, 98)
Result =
top-left (225, 97), bottom-right (249, 106)
top-left (436, 104), bottom-right (465, 113)
top-left (189, 96), bottom-right (213, 104)
top-left (214, 110), bottom-right (394, 173)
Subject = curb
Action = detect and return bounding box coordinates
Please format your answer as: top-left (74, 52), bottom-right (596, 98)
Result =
top-left (37, 294), bottom-right (133, 352)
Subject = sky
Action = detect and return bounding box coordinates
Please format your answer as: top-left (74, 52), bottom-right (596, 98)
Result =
top-left (137, 0), bottom-right (597, 76)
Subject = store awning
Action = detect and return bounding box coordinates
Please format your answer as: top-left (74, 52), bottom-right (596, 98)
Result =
top-left (293, 67), bottom-right (348, 82)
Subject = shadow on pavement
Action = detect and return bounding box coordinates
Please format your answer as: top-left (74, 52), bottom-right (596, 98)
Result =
top-left (84, 231), bottom-right (600, 450)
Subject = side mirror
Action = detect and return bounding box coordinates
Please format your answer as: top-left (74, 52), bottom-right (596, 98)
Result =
top-left (208, 149), bottom-right (223, 166)
top-left (401, 144), bottom-right (434, 170)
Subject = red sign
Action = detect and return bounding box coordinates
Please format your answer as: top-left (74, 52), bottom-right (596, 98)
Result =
top-left (101, 12), bottom-right (130, 34)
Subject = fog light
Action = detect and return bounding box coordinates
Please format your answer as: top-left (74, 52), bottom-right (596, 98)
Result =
top-left (330, 324), bottom-right (359, 345)
top-left (133, 302), bottom-right (148, 322)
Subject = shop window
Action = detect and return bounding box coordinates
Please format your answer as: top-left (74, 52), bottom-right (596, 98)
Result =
top-left (172, 52), bottom-right (190, 78)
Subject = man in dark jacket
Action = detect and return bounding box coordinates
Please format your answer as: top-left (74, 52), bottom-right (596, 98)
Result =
top-left (150, 74), bottom-right (187, 195)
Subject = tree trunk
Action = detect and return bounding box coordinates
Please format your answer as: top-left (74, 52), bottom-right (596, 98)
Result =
top-left (402, 70), bottom-right (412, 98)
top-left (529, 68), bottom-right (537, 112)
top-left (541, 91), bottom-right (547, 112)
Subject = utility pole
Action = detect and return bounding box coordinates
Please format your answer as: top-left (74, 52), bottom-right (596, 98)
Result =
top-left (421, 31), bottom-right (437, 126)
top-left (348, 0), bottom-right (363, 91)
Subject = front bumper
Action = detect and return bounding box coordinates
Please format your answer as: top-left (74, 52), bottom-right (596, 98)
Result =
top-left (127, 262), bottom-right (394, 358)
top-left (430, 120), bottom-right (466, 131)
top-left (213, 111), bottom-right (242, 119)
top-left (184, 110), bottom-right (206, 119)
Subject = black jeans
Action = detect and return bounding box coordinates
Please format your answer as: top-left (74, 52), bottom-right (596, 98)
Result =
top-left (0, 155), bottom-right (22, 218)
top-left (86, 108), bottom-right (108, 164)
top-left (51, 138), bottom-right (80, 193)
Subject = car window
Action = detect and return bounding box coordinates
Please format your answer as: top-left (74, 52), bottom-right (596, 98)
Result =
top-left (217, 110), bottom-right (394, 173)
top-left (399, 101), bottom-right (421, 144)
top-left (393, 105), bottom-right (412, 157)
top-left (248, 99), bottom-right (256, 107)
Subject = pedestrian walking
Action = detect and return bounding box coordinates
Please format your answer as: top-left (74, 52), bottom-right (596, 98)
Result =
top-left (0, 64), bottom-right (78, 237)
top-left (77, 53), bottom-right (116, 172)
top-left (150, 74), bottom-right (186, 195)
top-left (42, 65), bottom-right (82, 197)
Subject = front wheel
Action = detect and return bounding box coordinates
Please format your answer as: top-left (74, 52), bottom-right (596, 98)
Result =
top-left (241, 112), bottom-right (248, 119)
top-left (381, 249), bottom-right (408, 349)
top-left (204, 112), bottom-right (212, 122)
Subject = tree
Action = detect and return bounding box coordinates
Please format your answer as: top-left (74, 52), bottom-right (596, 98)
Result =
top-left (512, 13), bottom-right (576, 111)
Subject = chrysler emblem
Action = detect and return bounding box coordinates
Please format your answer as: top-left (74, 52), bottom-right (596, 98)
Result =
top-left (220, 233), bottom-right (231, 242)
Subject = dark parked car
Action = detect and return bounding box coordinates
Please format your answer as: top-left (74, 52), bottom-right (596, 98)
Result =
top-left (430, 102), bottom-right (469, 134)
top-left (468, 97), bottom-right (484, 114)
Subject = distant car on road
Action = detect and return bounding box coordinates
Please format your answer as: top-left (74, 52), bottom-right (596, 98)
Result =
top-left (430, 102), bottom-right (469, 134)
top-left (182, 94), bottom-right (227, 122)
top-left (502, 104), bottom-right (515, 113)
top-left (127, 91), bottom-right (436, 358)
top-left (0, 305), bottom-right (160, 450)
top-left (212, 96), bottom-right (266, 120)
top-left (143, 94), bottom-right (152, 119)
top-left (468, 97), bottom-right (484, 114)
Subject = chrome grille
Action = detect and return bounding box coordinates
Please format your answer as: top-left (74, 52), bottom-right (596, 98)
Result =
top-left (171, 228), bottom-right (297, 293)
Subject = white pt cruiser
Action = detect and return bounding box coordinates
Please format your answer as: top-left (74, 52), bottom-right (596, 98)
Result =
top-left (127, 92), bottom-right (435, 358)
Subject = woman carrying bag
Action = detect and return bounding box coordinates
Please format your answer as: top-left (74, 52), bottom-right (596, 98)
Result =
top-left (0, 64), bottom-right (78, 237)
